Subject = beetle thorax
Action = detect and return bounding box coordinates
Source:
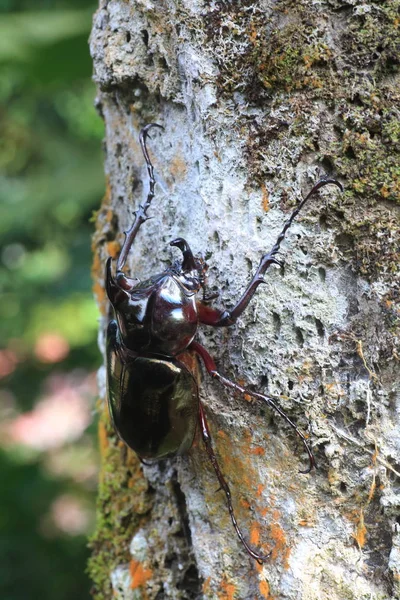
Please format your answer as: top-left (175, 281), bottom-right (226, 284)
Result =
top-left (115, 272), bottom-right (199, 357)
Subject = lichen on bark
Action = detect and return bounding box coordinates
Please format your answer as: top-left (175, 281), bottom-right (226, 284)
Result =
top-left (90, 1), bottom-right (400, 598)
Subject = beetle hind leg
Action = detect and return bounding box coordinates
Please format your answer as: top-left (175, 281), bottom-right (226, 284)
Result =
top-left (198, 401), bottom-right (270, 564)
top-left (190, 341), bottom-right (316, 474)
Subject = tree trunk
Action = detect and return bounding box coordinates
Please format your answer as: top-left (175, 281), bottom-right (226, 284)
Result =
top-left (89, 1), bottom-right (400, 599)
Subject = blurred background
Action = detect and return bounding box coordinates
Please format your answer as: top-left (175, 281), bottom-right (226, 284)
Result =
top-left (0, 1), bottom-right (103, 598)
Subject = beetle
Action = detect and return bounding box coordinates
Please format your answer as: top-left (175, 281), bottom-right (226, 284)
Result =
top-left (105, 123), bottom-right (342, 563)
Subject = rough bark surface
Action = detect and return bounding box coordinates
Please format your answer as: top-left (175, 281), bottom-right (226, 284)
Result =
top-left (89, 1), bottom-right (400, 599)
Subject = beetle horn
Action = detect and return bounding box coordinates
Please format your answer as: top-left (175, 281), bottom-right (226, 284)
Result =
top-left (170, 237), bottom-right (197, 272)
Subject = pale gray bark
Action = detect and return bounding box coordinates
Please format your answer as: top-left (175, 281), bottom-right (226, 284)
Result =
top-left (90, 1), bottom-right (400, 599)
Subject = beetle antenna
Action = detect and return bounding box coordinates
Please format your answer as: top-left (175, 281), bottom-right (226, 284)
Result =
top-left (116, 123), bottom-right (164, 272)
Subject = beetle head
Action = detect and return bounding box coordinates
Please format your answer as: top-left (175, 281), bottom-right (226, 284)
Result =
top-left (170, 237), bottom-right (207, 293)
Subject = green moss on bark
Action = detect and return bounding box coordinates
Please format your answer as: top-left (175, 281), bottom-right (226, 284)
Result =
top-left (88, 406), bottom-right (153, 600)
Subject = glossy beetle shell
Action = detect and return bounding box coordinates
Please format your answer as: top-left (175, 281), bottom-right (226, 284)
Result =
top-left (111, 270), bottom-right (199, 357)
top-left (106, 320), bottom-right (198, 459)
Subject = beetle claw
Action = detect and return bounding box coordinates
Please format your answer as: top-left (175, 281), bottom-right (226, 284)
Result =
top-left (272, 257), bottom-right (284, 268)
top-left (140, 122), bottom-right (164, 143)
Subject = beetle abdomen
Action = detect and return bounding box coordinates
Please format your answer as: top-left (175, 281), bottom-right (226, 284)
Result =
top-left (107, 325), bottom-right (198, 459)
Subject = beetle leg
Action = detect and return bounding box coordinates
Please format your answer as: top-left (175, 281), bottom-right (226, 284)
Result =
top-left (198, 401), bottom-right (270, 564)
top-left (199, 179), bottom-right (342, 327)
top-left (116, 123), bottom-right (163, 273)
top-left (190, 341), bottom-right (316, 474)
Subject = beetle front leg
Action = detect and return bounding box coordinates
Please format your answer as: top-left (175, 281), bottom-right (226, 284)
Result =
top-left (199, 179), bottom-right (342, 327)
top-left (190, 341), bottom-right (316, 474)
top-left (116, 123), bottom-right (163, 277)
top-left (198, 401), bottom-right (269, 564)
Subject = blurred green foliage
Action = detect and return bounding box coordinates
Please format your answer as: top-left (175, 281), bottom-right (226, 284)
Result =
top-left (0, 1), bottom-right (103, 598)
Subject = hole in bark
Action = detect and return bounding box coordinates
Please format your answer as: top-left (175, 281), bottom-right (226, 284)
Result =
top-left (319, 214), bottom-right (328, 230)
top-left (288, 380), bottom-right (294, 391)
top-left (164, 552), bottom-right (178, 568)
top-left (172, 476), bottom-right (192, 544)
top-left (272, 312), bottom-right (281, 337)
top-left (142, 29), bottom-right (149, 47)
top-left (177, 564), bottom-right (202, 596)
top-left (295, 327), bottom-right (304, 346)
top-left (320, 156), bottom-right (335, 174)
top-left (318, 266), bottom-right (326, 282)
top-left (336, 233), bottom-right (353, 249)
top-left (126, 31), bottom-right (131, 43)
top-left (315, 318), bottom-right (325, 338)
top-left (345, 146), bottom-right (356, 160)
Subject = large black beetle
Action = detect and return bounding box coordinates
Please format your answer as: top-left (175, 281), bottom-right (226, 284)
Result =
top-left (105, 123), bottom-right (342, 563)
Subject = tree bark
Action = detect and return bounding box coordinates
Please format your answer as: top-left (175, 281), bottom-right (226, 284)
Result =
top-left (89, 1), bottom-right (400, 599)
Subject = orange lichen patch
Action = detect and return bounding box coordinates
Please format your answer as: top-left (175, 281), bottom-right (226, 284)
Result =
top-left (303, 54), bottom-right (313, 70)
top-left (129, 559), bottom-right (152, 590)
top-left (98, 411), bottom-right (110, 459)
top-left (105, 207), bottom-right (115, 223)
top-left (327, 468), bottom-right (340, 486)
top-left (261, 183), bottom-right (270, 212)
top-left (367, 476), bottom-right (377, 503)
top-left (270, 522), bottom-right (290, 567)
top-left (249, 446), bottom-right (265, 456)
top-left (217, 430), bottom-right (228, 440)
top-left (259, 579), bottom-right (274, 599)
top-left (91, 177), bottom-right (114, 314)
top-left (248, 23), bottom-right (258, 45)
top-left (106, 240), bottom-right (121, 259)
top-left (203, 577), bottom-right (211, 593)
top-left (352, 510), bottom-right (367, 549)
top-left (257, 484), bottom-right (265, 497)
top-left (240, 498), bottom-right (251, 510)
top-left (271, 509), bottom-right (280, 521)
top-left (169, 152), bottom-right (188, 182)
top-left (93, 281), bottom-right (107, 313)
top-left (250, 521), bottom-right (261, 546)
top-left (282, 546), bottom-right (291, 570)
top-left (219, 579), bottom-right (236, 600)
top-left (92, 249), bottom-right (108, 313)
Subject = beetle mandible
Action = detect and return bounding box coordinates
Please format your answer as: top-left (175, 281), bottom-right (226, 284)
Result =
top-left (105, 123), bottom-right (342, 563)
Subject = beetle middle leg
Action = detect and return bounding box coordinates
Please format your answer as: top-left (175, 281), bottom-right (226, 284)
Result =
top-left (197, 178), bottom-right (343, 327)
top-left (190, 341), bottom-right (316, 474)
